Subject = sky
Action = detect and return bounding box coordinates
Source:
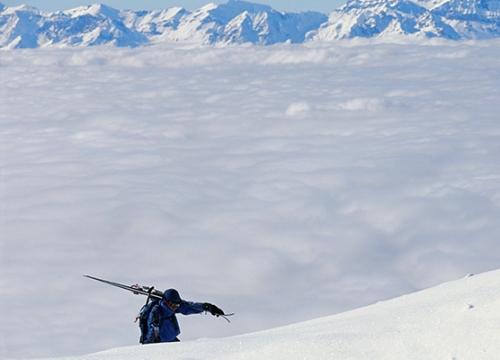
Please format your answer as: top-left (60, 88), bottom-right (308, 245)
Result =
top-left (1, 39), bottom-right (500, 359)
top-left (0, 0), bottom-right (345, 13)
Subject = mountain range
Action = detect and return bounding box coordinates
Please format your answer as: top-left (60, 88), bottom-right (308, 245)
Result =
top-left (1, 0), bottom-right (499, 48)
top-left (313, 0), bottom-right (500, 40)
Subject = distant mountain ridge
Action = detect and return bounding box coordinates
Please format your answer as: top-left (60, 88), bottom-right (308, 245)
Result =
top-left (0, 1), bottom-right (327, 48)
top-left (1, 0), bottom-right (499, 48)
top-left (310, 0), bottom-right (500, 40)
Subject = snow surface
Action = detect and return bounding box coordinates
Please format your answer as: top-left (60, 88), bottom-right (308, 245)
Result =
top-left (1, 40), bottom-right (500, 359)
top-left (32, 270), bottom-right (500, 359)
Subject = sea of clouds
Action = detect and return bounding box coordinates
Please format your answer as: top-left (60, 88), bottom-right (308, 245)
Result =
top-left (1, 39), bottom-right (500, 359)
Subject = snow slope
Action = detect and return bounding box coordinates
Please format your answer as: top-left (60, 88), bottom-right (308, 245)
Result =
top-left (36, 270), bottom-right (500, 360)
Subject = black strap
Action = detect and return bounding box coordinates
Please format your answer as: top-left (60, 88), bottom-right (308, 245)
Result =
top-left (145, 286), bottom-right (155, 306)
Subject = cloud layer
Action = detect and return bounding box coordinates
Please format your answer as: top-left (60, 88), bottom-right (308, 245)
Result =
top-left (1, 40), bottom-right (500, 358)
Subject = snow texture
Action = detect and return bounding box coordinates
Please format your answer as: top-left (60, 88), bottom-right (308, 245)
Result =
top-left (1, 37), bottom-right (500, 359)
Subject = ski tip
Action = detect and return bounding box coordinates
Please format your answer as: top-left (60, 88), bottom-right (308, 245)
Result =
top-left (219, 313), bottom-right (234, 323)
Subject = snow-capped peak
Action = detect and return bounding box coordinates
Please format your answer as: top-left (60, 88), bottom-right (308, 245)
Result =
top-left (1, 3), bottom-right (41, 14)
top-left (414, 0), bottom-right (452, 10)
top-left (223, 0), bottom-right (274, 13)
top-left (310, 0), bottom-right (500, 40)
top-left (62, 3), bottom-right (121, 19)
top-left (198, 2), bottom-right (219, 12)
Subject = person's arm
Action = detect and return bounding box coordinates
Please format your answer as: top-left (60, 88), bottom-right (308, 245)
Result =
top-left (178, 301), bottom-right (225, 316)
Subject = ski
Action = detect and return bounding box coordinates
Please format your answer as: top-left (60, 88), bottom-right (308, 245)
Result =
top-left (219, 313), bottom-right (235, 323)
top-left (189, 303), bottom-right (236, 323)
top-left (84, 274), bottom-right (163, 299)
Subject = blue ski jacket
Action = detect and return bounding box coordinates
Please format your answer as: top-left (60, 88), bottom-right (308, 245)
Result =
top-left (145, 299), bottom-right (204, 343)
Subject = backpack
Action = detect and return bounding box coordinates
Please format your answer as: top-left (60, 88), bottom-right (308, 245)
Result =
top-left (137, 298), bottom-right (164, 344)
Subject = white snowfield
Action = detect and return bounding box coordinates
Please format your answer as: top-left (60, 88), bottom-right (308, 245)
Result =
top-left (39, 270), bottom-right (500, 360)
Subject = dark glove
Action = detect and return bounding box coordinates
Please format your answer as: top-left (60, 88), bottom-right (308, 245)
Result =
top-left (203, 302), bottom-right (225, 316)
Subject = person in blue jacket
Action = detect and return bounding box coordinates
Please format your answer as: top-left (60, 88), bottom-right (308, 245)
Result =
top-left (145, 288), bottom-right (224, 343)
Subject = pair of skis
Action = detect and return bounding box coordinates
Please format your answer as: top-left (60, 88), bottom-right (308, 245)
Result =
top-left (84, 274), bottom-right (163, 299)
top-left (84, 274), bottom-right (234, 322)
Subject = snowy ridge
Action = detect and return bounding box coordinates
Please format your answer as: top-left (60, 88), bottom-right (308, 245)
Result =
top-left (1, 0), bottom-right (500, 48)
top-left (0, 3), bottom-right (148, 48)
top-left (311, 0), bottom-right (500, 40)
top-left (38, 270), bottom-right (500, 360)
top-left (0, 1), bottom-right (327, 48)
top-left (126, 1), bottom-right (328, 45)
